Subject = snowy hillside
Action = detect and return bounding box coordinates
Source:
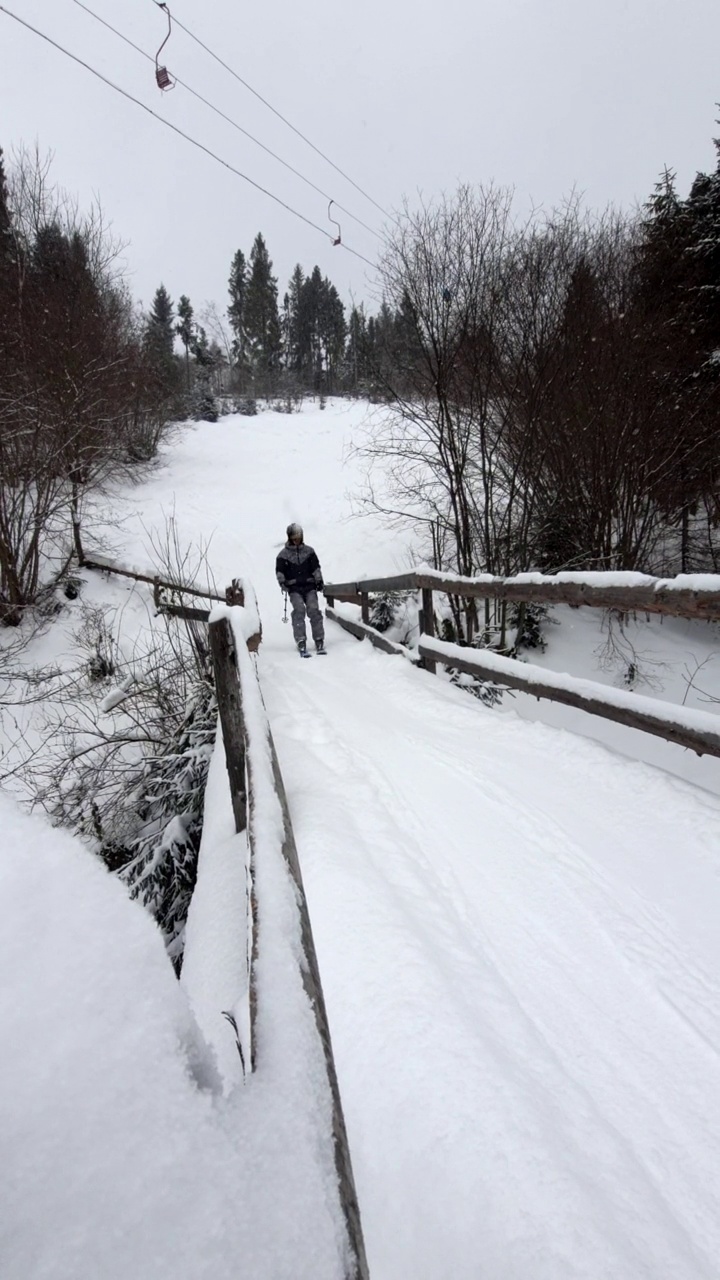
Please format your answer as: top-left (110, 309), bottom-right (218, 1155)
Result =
top-left (3, 400), bottom-right (720, 1279)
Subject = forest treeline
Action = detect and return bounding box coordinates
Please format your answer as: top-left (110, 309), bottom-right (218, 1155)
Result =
top-left (1, 126), bottom-right (720, 625)
top-left (149, 232), bottom-right (390, 412)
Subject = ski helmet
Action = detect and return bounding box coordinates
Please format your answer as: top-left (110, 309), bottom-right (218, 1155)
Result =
top-left (287, 522), bottom-right (303, 542)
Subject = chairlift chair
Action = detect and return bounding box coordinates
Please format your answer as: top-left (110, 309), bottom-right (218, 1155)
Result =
top-left (328, 200), bottom-right (342, 246)
top-left (154, 2), bottom-right (175, 91)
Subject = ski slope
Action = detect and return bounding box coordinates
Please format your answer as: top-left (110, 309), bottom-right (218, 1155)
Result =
top-left (97, 402), bottom-right (720, 1279)
top-left (4, 401), bottom-right (720, 1278)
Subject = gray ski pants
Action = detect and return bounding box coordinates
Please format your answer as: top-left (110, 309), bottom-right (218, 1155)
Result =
top-left (289, 589), bottom-right (324, 647)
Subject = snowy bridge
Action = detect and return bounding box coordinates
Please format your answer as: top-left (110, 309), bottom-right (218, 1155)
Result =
top-left (181, 564), bottom-right (720, 1280)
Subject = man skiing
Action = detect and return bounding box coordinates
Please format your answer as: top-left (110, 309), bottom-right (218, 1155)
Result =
top-left (276, 523), bottom-right (326, 656)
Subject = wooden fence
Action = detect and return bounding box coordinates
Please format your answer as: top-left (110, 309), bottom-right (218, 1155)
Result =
top-left (81, 555), bottom-right (261, 647)
top-left (209, 611), bottom-right (369, 1280)
top-left (323, 568), bottom-right (720, 760)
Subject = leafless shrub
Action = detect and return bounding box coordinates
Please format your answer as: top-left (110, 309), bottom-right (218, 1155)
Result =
top-left (0, 146), bottom-right (176, 625)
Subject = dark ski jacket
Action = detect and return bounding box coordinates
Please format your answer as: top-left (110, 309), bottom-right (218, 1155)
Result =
top-left (276, 541), bottom-right (323, 594)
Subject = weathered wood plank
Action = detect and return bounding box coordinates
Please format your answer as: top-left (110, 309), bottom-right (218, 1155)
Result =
top-left (157, 602), bottom-right (211, 623)
top-left (83, 554), bottom-right (227, 603)
top-left (420, 586), bottom-right (436, 674)
top-left (208, 617), bottom-right (248, 832)
top-left (265, 724), bottom-right (370, 1280)
top-left (415, 573), bottom-right (720, 621)
top-left (419, 640), bottom-right (720, 759)
top-left (323, 580), bottom-right (359, 597)
top-left (326, 606), bottom-right (416, 657)
top-left (356, 572), bottom-right (419, 594)
top-left (327, 566), bottom-right (720, 622)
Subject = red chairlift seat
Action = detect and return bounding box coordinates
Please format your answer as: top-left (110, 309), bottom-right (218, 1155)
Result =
top-left (154, 2), bottom-right (175, 91)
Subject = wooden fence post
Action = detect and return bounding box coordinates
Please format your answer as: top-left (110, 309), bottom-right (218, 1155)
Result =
top-left (209, 617), bottom-right (247, 834)
top-left (360, 592), bottom-right (370, 625)
top-left (419, 587), bottom-right (436, 674)
top-left (225, 578), bottom-right (245, 607)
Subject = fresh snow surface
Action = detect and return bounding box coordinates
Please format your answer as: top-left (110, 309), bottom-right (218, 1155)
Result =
top-left (4, 400), bottom-right (720, 1278)
top-left (0, 793), bottom-right (348, 1280)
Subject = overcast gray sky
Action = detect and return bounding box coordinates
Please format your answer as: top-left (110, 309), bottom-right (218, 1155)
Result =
top-left (2, 0), bottom-right (719, 318)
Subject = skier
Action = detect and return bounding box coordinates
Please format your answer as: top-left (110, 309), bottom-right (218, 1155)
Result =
top-left (276, 523), bottom-right (326, 656)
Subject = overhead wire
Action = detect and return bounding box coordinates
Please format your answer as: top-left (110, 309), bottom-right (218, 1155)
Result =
top-left (152, 2), bottom-right (396, 227)
top-left (0, 4), bottom-right (377, 270)
top-left (71, 0), bottom-right (382, 243)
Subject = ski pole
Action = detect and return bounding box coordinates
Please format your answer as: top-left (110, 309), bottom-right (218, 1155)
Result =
top-left (282, 590), bottom-right (289, 623)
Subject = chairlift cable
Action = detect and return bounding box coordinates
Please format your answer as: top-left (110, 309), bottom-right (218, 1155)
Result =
top-left (153, 3), bottom-right (396, 227)
top-left (71, 0), bottom-right (382, 243)
top-left (0, 5), bottom-right (352, 248)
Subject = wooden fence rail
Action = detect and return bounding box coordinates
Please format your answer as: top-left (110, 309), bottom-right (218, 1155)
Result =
top-left (209, 612), bottom-right (369, 1280)
top-left (82, 556), bottom-right (261, 646)
top-left (419, 637), bottom-right (720, 760)
top-left (324, 569), bottom-right (720, 622)
top-left (324, 567), bottom-right (720, 759)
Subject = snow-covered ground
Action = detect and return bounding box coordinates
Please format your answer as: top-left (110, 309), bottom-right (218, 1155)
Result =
top-left (4, 399), bottom-right (720, 1278)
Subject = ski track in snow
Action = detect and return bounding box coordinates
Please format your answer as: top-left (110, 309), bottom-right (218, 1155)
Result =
top-left (263, 630), bottom-right (720, 1279)
top-left (5, 403), bottom-right (720, 1279)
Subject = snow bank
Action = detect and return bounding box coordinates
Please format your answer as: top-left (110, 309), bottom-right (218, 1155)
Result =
top-left (0, 793), bottom-right (349, 1279)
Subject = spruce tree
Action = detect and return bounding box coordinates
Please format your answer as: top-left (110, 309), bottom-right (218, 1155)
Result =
top-left (228, 249), bottom-right (247, 376)
top-left (144, 284), bottom-right (179, 396)
top-left (190, 326), bottom-right (218, 421)
top-left (345, 305), bottom-right (368, 391)
top-left (146, 284), bottom-right (175, 361)
top-left (683, 138), bottom-right (720, 359)
top-left (0, 147), bottom-right (14, 268)
top-left (244, 233), bottom-right (281, 391)
top-left (286, 263), bottom-right (305, 374)
top-left (318, 277), bottom-right (346, 392)
top-left (175, 295), bottom-right (194, 388)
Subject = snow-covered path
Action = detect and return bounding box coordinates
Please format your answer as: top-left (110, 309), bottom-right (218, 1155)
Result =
top-left (97, 404), bottom-right (720, 1277)
top-left (264, 626), bottom-right (720, 1279)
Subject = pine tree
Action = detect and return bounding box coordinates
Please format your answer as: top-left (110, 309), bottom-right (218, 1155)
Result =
top-left (633, 157), bottom-right (720, 566)
top-left (318, 277), bottom-right (346, 392)
top-left (175, 295), bottom-right (194, 388)
top-left (0, 147), bottom-right (14, 268)
top-left (244, 233), bottom-right (281, 392)
top-left (227, 249), bottom-right (247, 377)
top-left (285, 263), bottom-right (305, 374)
top-left (298, 266), bottom-right (324, 389)
top-left (683, 138), bottom-right (720, 359)
top-left (144, 284), bottom-right (179, 397)
top-left (146, 284), bottom-right (175, 360)
top-left (345, 304), bottom-right (368, 392)
top-left (190, 326), bottom-right (219, 421)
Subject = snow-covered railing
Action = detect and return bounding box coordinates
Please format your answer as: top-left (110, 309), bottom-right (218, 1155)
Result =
top-left (419, 637), bottom-right (720, 759)
top-left (325, 568), bottom-right (720, 621)
top-left (324, 567), bottom-right (720, 759)
top-left (208, 607), bottom-right (369, 1280)
top-left (82, 555), bottom-right (261, 645)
